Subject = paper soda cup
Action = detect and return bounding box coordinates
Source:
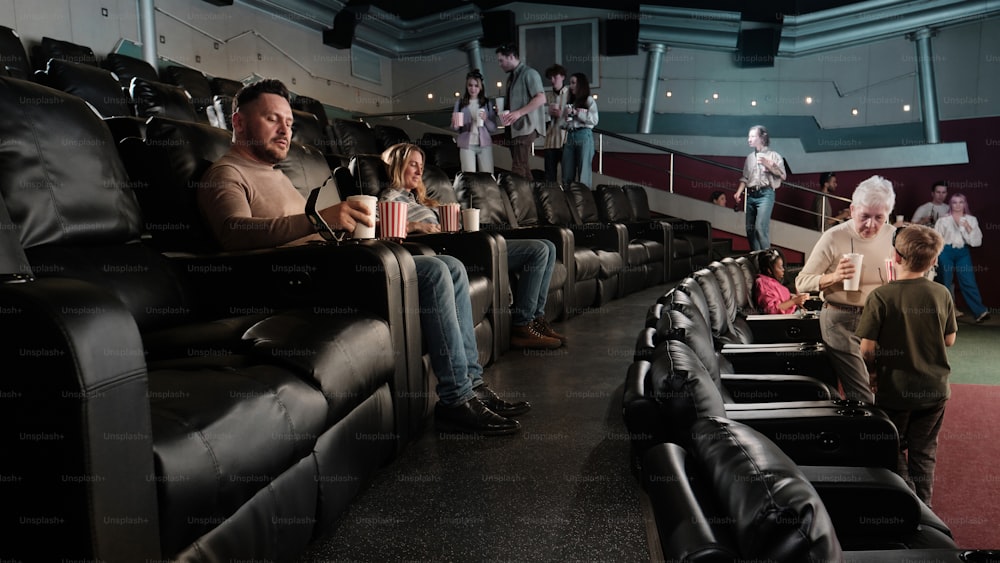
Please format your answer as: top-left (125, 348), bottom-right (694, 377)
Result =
top-left (843, 253), bottom-right (864, 291)
top-left (462, 208), bottom-right (480, 232)
top-left (346, 195), bottom-right (376, 239)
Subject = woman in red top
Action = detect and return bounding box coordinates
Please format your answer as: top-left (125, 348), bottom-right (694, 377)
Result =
top-left (753, 248), bottom-right (809, 314)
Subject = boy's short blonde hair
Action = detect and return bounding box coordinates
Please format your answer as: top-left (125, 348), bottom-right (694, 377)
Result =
top-left (895, 225), bottom-right (943, 273)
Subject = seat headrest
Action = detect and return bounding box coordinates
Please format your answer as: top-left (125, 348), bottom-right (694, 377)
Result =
top-left (623, 185), bottom-right (651, 221)
top-left (566, 182), bottom-right (601, 223)
top-left (130, 77), bottom-right (199, 122)
top-left (332, 119), bottom-right (378, 156)
top-left (161, 65), bottom-right (214, 118)
top-left (691, 417), bottom-right (843, 561)
top-left (0, 25), bottom-right (32, 79)
top-left (102, 52), bottom-right (159, 86)
top-left (125, 116), bottom-right (232, 251)
top-left (39, 58), bottom-right (133, 118)
top-left (454, 172), bottom-right (513, 227)
top-left (423, 165), bottom-right (456, 204)
top-left (596, 184), bottom-right (633, 223)
top-left (36, 36), bottom-right (98, 69)
top-left (534, 184), bottom-right (577, 226)
top-left (348, 154), bottom-right (390, 197)
top-left (499, 174), bottom-right (539, 227)
top-left (0, 76), bottom-right (142, 249)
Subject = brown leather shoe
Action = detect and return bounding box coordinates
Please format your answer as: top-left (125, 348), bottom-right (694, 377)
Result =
top-left (510, 323), bottom-right (561, 350)
top-left (532, 316), bottom-right (566, 344)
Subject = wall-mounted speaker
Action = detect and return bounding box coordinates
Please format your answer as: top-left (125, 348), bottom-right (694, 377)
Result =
top-left (603, 19), bottom-right (639, 57)
top-left (481, 10), bottom-right (515, 48)
top-left (735, 27), bottom-right (780, 67)
top-left (323, 9), bottom-right (357, 50)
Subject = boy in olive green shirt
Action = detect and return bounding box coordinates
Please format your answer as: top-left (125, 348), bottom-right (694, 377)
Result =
top-left (857, 225), bottom-right (957, 506)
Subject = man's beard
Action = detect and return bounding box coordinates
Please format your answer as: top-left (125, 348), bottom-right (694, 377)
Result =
top-left (251, 139), bottom-right (287, 164)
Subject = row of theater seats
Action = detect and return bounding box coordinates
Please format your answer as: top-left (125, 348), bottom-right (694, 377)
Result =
top-left (620, 257), bottom-right (993, 559)
top-left (0, 67), bottom-right (508, 562)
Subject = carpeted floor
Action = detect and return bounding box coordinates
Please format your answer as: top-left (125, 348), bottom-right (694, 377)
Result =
top-left (934, 383), bottom-right (1000, 548)
top-left (930, 317), bottom-right (1000, 548)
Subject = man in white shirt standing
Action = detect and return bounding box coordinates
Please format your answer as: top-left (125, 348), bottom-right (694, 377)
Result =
top-left (910, 181), bottom-right (949, 226)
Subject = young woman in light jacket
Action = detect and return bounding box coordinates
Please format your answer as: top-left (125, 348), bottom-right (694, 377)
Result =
top-left (561, 73), bottom-right (599, 188)
top-left (451, 69), bottom-right (498, 174)
top-left (934, 192), bottom-right (990, 322)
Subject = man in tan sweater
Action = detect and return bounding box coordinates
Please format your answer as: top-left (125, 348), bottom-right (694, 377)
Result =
top-left (795, 175), bottom-right (897, 404)
top-left (197, 79), bottom-right (526, 436)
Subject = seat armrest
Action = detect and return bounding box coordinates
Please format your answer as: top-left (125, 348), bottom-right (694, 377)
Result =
top-left (728, 405), bottom-right (899, 469)
top-left (745, 313), bottom-right (822, 343)
top-left (720, 373), bottom-right (834, 401)
top-left (800, 465), bottom-right (954, 542)
top-left (2, 278), bottom-right (161, 561)
top-left (568, 222), bottom-right (628, 255)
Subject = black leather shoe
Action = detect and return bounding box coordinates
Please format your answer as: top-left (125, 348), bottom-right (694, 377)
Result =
top-left (435, 397), bottom-right (520, 436)
top-left (474, 384), bottom-right (531, 417)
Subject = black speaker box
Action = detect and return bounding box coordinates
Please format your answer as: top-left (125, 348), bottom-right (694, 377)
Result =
top-left (735, 27), bottom-right (779, 67)
top-left (481, 11), bottom-right (515, 48)
top-left (323, 10), bottom-right (357, 50)
top-left (603, 19), bottom-right (640, 56)
top-left (201, 0), bottom-right (233, 5)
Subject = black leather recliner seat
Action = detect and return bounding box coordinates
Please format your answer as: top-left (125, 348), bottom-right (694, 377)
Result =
top-left (454, 171), bottom-right (574, 321)
top-left (642, 417), bottom-right (957, 561)
top-left (534, 182), bottom-right (625, 313)
top-left (0, 76), bottom-right (412, 563)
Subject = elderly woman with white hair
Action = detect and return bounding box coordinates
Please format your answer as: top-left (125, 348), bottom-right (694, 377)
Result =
top-left (796, 175), bottom-right (897, 404)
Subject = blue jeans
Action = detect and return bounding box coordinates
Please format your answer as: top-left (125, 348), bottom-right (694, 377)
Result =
top-left (937, 245), bottom-right (987, 316)
top-left (413, 255), bottom-right (483, 406)
top-left (562, 128), bottom-right (594, 188)
top-left (506, 239), bottom-right (556, 326)
top-left (745, 187), bottom-right (775, 251)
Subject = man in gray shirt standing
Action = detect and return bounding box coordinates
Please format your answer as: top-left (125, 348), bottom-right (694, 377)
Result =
top-left (910, 181), bottom-right (949, 226)
top-left (497, 43), bottom-right (546, 181)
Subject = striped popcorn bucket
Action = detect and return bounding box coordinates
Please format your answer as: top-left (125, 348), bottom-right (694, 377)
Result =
top-left (439, 203), bottom-right (461, 233)
top-left (378, 200), bottom-right (408, 240)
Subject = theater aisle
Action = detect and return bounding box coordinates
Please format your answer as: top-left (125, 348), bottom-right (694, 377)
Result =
top-left (298, 283), bottom-right (671, 562)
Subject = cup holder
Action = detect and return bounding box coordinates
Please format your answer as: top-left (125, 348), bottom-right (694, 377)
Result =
top-left (960, 551), bottom-right (1000, 563)
top-left (836, 408), bottom-right (871, 417)
top-left (832, 399), bottom-right (866, 408)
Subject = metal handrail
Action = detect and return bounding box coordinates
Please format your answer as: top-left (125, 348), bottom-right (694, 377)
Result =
top-left (592, 126), bottom-right (853, 232)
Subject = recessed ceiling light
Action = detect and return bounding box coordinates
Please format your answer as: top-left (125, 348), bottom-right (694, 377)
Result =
top-left (427, 93), bottom-right (434, 100)
top-left (751, 100), bottom-right (757, 106)
top-left (712, 93), bottom-right (719, 99)
top-left (665, 91), bottom-right (672, 97)
top-left (805, 96), bottom-right (813, 104)
top-left (903, 104), bottom-right (911, 111)
top-left (851, 108), bottom-right (859, 116)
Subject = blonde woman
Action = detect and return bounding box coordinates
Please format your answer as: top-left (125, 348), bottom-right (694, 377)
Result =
top-left (934, 193), bottom-right (989, 322)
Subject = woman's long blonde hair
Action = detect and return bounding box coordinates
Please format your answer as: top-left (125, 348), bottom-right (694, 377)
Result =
top-left (381, 143), bottom-right (438, 207)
